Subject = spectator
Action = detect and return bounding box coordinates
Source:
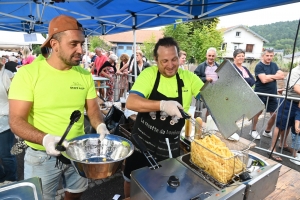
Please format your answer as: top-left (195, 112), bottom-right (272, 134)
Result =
top-left (250, 49), bottom-right (285, 140)
top-left (8, 15), bottom-right (109, 199)
top-left (270, 65), bottom-right (299, 162)
top-left (117, 53), bottom-right (130, 99)
top-left (127, 46), bottom-right (145, 89)
top-left (232, 49), bottom-right (255, 87)
top-left (0, 57), bottom-right (17, 184)
top-left (290, 107), bottom-right (300, 165)
top-left (91, 48), bottom-right (107, 76)
top-left (99, 54), bottom-right (118, 101)
top-left (129, 50), bottom-right (150, 83)
top-left (82, 50), bottom-right (91, 69)
top-left (123, 37), bottom-right (203, 197)
top-left (179, 50), bottom-right (187, 70)
top-left (194, 47), bottom-right (219, 121)
top-left (5, 56), bottom-right (18, 73)
top-left (21, 46), bottom-right (35, 65)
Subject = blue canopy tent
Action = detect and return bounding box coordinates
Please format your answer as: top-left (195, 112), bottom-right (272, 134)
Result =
top-left (0, 0), bottom-right (298, 35)
top-left (0, 0), bottom-right (298, 79)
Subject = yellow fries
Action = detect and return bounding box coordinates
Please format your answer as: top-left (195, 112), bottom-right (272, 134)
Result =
top-left (191, 134), bottom-right (245, 183)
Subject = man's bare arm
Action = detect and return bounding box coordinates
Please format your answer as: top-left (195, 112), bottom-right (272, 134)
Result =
top-left (273, 70), bottom-right (285, 80)
top-left (293, 84), bottom-right (300, 95)
top-left (258, 70), bottom-right (284, 84)
top-left (9, 99), bottom-right (45, 145)
top-left (126, 93), bottom-right (160, 112)
top-left (85, 98), bottom-right (105, 129)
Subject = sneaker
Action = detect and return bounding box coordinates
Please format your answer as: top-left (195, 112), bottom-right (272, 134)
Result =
top-left (228, 133), bottom-right (240, 141)
top-left (249, 130), bottom-right (260, 140)
top-left (262, 131), bottom-right (272, 138)
top-left (290, 158), bottom-right (300, 165)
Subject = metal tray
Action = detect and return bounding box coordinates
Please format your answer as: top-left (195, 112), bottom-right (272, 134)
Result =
top-left (0, 177), bottom-right (43, 200)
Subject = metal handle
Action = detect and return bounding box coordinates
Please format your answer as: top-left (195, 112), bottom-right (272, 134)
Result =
top-left (131, 133), bottom-right (160, 170)
top-left (56, 110), bottom-right (82, 151)
top-left (178, 107), bottom-right (191, 119)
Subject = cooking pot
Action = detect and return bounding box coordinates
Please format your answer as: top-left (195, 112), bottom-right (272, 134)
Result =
top-left (61, 134), bottom-right (134, 179)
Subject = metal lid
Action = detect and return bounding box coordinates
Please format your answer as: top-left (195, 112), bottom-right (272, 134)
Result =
top-left (200, 60), bottom-right (264, 139)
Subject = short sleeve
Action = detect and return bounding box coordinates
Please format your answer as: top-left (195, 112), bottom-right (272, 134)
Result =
top-left (130, 67), bottom-right (156, 98)
top-left (8, 67), bottom-right (34, 101)
top-left (86, 75), bottom-right (97, 99)
top-left (190, 72), bottom-right (204, 97)
top-left (254, 63), bottom-right (264, 76)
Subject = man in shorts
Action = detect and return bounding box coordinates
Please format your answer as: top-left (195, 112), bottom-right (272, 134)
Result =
top-left (250, 49), bottom-right (284, 140)
top-left (270, 65), bottom-right (300, 162)
top-left (8, 15), bottom-right (109, 200)
top-left (290, 106), bottom-right (300, 165)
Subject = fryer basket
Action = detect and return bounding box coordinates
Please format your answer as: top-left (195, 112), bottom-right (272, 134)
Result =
top-left (190, 132), bottom-right (250, 184)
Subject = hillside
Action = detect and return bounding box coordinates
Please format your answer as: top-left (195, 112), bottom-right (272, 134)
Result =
top-left (249, 20), bottom-right (300, 54)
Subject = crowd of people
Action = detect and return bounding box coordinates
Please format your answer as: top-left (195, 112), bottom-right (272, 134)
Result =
top-left (1, 13), bottom-right (300, 200)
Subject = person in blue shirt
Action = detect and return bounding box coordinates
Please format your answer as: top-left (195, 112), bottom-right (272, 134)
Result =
top-left (250, 49), bottom-right (284, 141)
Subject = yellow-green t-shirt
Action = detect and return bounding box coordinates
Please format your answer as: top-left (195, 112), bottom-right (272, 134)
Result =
top-left (32, 54), bottom-right (46, 63)
top-left (130, 66), bottom-right (203, 112)
top-left (9, 60), bottom-right (96, 150)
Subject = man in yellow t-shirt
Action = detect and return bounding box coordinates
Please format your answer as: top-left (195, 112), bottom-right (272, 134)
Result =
top-left (123, 37), bottom-right (204, 197)
top-left (8, 15), bottom-right (109, 200)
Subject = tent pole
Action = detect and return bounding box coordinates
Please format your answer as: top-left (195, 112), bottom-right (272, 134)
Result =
top-left (133, 29), bottom-right (137, 81)
top-left (132, 14), bottom-right (137, 82)
top-left (84, 37), bottom-right (88, 69)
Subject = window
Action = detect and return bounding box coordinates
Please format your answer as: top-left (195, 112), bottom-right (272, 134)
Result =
top-left (236, 32), bottom-right (241, 36)
top-left (126, 46), bottom-right (132, 50)
top-left (246, 44), bottom-right (254, 53)
top-left (221, 43), bottom-right (227, 51)
top-left (118, 46), bottom-right (124, 50)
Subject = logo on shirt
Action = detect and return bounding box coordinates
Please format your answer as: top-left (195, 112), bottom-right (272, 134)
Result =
top-left (70, 82), bottom-right (85, 90)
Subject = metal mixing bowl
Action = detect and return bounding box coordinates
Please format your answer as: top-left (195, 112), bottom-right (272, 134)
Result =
top-left (61, 134), bottom-right (134, 179)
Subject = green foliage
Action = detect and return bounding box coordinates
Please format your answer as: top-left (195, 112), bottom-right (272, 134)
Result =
top-left (32, 44), bottom-right (41, 55)
top-left (88, 36), bottom-right (111, 52)
top-left (141, 34), bottom-right (156, 61)
top-left (32, 34), bottom-right (46, 55)
top-left (163, 18), bottom-right (223, 64)
top-left (163, 22), bottom-right (191, 57)
top-left (250, 20), bottom-right (300, 55)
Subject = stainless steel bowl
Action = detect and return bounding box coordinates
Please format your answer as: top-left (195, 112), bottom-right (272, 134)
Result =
top-left (61, 134), bottom-right (134, 179)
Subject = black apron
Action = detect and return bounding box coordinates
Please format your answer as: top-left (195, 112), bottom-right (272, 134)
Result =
top-left (132, 71), bottom-right (185, 161)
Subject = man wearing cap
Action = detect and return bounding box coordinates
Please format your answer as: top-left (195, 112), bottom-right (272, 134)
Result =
top-left (8, 15), bottom-right (109, 200)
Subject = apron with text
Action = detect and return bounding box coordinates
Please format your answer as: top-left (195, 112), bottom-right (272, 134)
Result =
top-left (132, 71), bottom-right (185, 161)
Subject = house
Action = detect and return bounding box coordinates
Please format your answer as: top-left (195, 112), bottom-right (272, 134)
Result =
top-left (221, 25), bottom-right (269, 63)
top-left (283, 52), bottom-right (300, 65)
top-left (99, 30), bottom-right (164, 57)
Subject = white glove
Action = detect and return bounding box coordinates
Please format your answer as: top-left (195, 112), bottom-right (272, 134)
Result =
top-left (97, 123), bottom-right (110, 141)
top-left (160, 100), bottom-right (183, 118)
top-left (42, 134), bottom-right (68, 156)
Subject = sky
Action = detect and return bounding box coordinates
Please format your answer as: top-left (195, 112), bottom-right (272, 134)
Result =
top-left (218, 2), bottom-right (300, 28)
top-left (145, 2), bottom-right (300, 30)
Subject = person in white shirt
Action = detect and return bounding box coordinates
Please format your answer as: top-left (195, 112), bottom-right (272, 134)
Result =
top-left (179, 50), bottom-right (187, 70)
top-left (0, 57), bottom-right (17, 184)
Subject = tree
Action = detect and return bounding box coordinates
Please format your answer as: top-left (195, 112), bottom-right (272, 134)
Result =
top-left (163, 18), bottom-right (223, 64)
top-left (190, 20), bottom-right (223, 63)
top-left (88, 36), bottom-right (111, 52)
top-left (140, 33), bottom-right (157, 62)
top-left (163, 22), bottom-right (191, 60)
top-left (32, 44), bottom-right (41, 56)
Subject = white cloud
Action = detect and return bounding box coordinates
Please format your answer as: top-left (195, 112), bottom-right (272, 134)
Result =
top-left (218, 2), bottom-right (300, 28)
